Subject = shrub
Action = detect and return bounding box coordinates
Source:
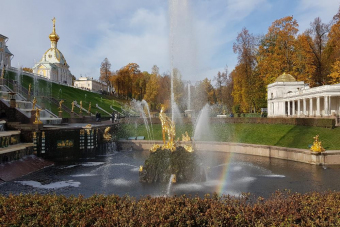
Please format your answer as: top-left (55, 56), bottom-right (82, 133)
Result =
top-left (1, 191), bottom-right (340, 226)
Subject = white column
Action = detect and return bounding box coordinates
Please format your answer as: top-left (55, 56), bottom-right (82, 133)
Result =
top-left (317, 97), bottom-right (320, 116)
top-left (292, 100), bottom-right (295, 116)
top-left (303, 98), bottom-right (307, 116)
top-left (287, 101), bottom-right (290, 116)
top-left (309, 98), bottom-right (313, 117)
top-left (324, 96), bottom-right (328, 116)
top-left (297, 100), bottom-right (300, 117)
top-left (328, 96), bottom-right (332, 116)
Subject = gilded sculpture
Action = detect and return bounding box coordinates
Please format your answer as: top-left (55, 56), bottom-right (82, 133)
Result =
top-left (28, 83), bottom-right (31, 94)
top-left (150, 106), bottom-right (193, 152)
top-left (103, 127), bottom-right (112, 141)
top-left (59, 99), bottom-right (64, 112)
top-left (32, 97), bottom-right (37, 110)
top-left (71, 101), bottom-right (75, 113)
top-left (310, 135), bottom-right (325, 152)
top-left (33, 108), bottom-right (42, 124)
top-left (79, 100), bottom-right (83, 113)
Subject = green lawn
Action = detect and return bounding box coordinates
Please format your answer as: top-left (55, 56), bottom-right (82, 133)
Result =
top-left (5, 71), bottom-right (122, 117)
top-left (118, 123), bottom-right (340, 150)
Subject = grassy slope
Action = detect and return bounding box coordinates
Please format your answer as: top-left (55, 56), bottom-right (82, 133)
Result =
top-left (6, 71), bottom-right (122, 117)
top-left (119, 123), bottom-right (340, 150)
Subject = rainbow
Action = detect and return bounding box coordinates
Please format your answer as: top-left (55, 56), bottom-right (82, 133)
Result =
top-left (216, 153), bottom-right (234, 196)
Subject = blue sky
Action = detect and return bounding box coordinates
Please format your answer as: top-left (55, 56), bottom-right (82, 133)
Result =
top-left (1, 0), bottom-right (339, 82)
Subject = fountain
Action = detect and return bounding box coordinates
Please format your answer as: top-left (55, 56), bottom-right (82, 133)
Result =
top-left (139, 106), bottom-right (205, 183)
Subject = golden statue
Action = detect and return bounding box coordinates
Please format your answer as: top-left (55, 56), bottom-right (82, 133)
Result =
top-left (182, 131), bottom-right (191, 142)
top-left (159, 106), bottom-right (176, 151)
top-left (28, 83), bottom-right (31, 94)
top-left (103, 127), bottom-right (112, 141)
top-left (59, 100), bottom-right (64, 112)
top-left (310, 135), bottom-right (325, 152)
top-left (1, 65), bottom-right (4, 79)
top-left (71, 101), bottom-right (75, 113)
top-left (79, 100), bottom-right (82, 114)
top-left (32, 97), bottom-right (37, 110)
top-left (88, 102), bottom-right (91, 113)
top-left (33, 108), bottom-right (42, 124)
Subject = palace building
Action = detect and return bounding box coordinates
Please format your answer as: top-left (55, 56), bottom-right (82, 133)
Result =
top-left (32, 18), bottom-right (73, 85)
top-left (268, 73), bottom-right (340, 118)
top-left (74, 76), bottom-right (108, 93)
top-left (0, 34), bottom-right (13, 68)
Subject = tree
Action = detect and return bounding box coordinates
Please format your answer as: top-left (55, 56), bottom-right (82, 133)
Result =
top-left (232, 28), bottom-right (264, 112)
top-left (257, 16), bottom-right (299, 85)
top-left (100, 58), bottom-right (112, 92)
top-left (328, 60), bottom-right (340, 84)
top-left (303, 17), bottom-right (330, 85)
top-left (214, 67), bottom-right (228, 104)
top-left (144, 73), bottom-right (160, 110)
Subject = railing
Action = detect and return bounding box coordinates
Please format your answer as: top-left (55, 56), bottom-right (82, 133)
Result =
top-left (96, 104), bottom-right (111, 116)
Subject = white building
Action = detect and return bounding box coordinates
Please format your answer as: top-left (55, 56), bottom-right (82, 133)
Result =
top-left (268, 73), bottom-right (340, 118)
top-left (74, 76), bottom-right (108, 93)
top-left (0, 34), bottom-right (13, 67)
top-left (32, 18), bottom-right (73, 85)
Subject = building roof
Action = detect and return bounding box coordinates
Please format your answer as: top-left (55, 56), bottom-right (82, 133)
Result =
top-left (275, 72), bottom-right (296, 82)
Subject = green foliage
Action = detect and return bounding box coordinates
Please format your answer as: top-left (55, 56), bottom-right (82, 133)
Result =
top-left (6, 71), bottom-right (122, 116)
top-left (120, 122), bottom-right (340, 149)
top-left (1, 191), bottom-right (340, 226)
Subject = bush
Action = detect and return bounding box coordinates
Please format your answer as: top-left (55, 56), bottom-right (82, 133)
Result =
top-left (1, 191), bottom-right (340, 226)
top-left (211, 117), bottom-right (335, 128)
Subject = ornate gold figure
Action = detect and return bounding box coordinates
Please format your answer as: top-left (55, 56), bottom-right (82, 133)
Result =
top-left (28, 83), bottom-right (31, 94)
top-left (33, 132), bottom-right (37, 138)
top-left (79, 101), bottom-right (83, 114)
top-left (59, 100), bottom-right (64, 112)
top-left (1, 66), bottom-right (4, 79)
top-left (182, 131), bottom-right (191, 142)
top-left (42, 131), bottom-right (45, 138)
top-left (310, 135), bottom-right (325, 152)
top-left (103, 127), bottom-right (112, 141)
top-left (71, 101), bottom-right (75, 113)
top-left (159, 106), bottom-right (176, 151)
top-left (88, 102), bottom-right (91, 113)
top-left (32, 97), bottom-right (37, 110)
top-left (33, 108), bottom-right (42, 124)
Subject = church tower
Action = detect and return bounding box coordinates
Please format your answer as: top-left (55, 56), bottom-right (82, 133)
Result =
top-left (33, 17), bottom-right (73, 85)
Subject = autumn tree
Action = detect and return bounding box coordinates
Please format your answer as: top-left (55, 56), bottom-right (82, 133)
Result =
top-left (144, 67), bottom-right (160, 110)
top-left (232, 28), bottom-right (264, 112)
top-left (326, 6), bottom-right (340, 83)
top-left (257, 16), bottom-right (299, 85)
top-left (100, 58), bottom-right (112, 92)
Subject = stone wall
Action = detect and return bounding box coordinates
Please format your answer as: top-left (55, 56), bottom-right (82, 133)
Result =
top-left (118, 140), bottom-right (339, 165)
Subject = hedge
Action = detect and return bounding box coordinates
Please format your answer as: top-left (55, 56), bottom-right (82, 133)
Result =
top-left (211, 117), bottom-right (335, 128)
top-left (1, 191), bottom-right (340, 226)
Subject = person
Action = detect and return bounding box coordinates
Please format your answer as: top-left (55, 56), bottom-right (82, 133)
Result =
top-left (111, 111), bottom-right (115, 123)
top-left (96, 111), bottom-right (100, 122)
top-left (98, 112), bottom-right (101, 122)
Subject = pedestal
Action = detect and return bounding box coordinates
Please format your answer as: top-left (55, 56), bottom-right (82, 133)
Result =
top-left (185, 110), bottom-right (194, 118)
top-left (10, 99), bottom-right (16, 108)
top-left (0, 78), bottom-right (4, 85)
top-left (31, 110), bottom-right (37, 123)
top-left (58, 111), bottom-right (63, 118)
top-left (70, 112), bottom-right (74, 118)
top-left (28, 94), bottom-right (31, 101)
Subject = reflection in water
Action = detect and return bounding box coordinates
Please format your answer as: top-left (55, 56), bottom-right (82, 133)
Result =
top-left (1, 150), bottom-right (340, 198)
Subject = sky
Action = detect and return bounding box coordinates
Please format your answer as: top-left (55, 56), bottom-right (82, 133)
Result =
top-left (1, 0), bottom-right (339, 82)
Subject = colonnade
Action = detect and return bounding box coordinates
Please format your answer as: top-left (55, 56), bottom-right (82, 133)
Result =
top-left (269, 95), bottom-right (340, 117)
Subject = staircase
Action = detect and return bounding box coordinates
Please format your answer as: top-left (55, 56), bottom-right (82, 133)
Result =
top-left (0, 83), bottom-right (62, 124)
top-left (0, 120), bottom-right (34, 164)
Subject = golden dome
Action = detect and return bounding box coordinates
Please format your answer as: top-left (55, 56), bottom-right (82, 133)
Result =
top-left (275, 72), bottom-right (296, 82)
top-left (49, 17), bottom-right (59, 43)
